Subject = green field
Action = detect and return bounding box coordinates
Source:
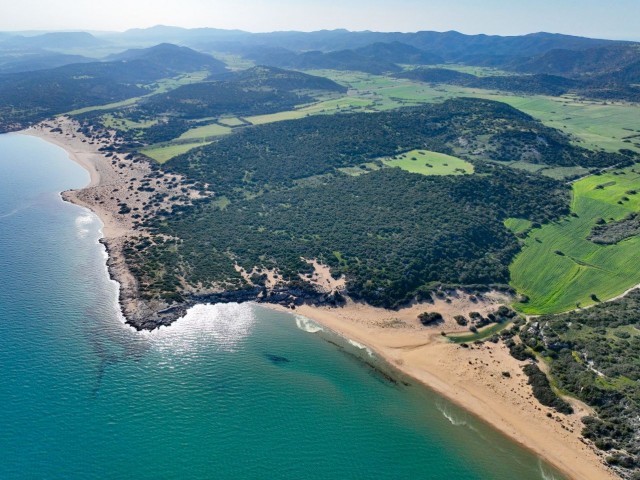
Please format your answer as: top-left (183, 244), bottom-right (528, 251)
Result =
top-left (495, 160), bottom-right (591, 180)
top-left (504, 218), bottom-right (532, 235)
top-left (510, 165), bottom-right (640, 314)
top-left (209, 52), bottom-right (255, 70)
top-left (245, 97), bottom-right (376, 125)
top-left (419, 64), bottom-right (515, 77)
top-left (144, 122), bottom-right (234, 163)
top-left (306, 70), bottom-right (640, 154)
top-left (67, 97), bottom-right (142, 116)
top-left (66, 71), bottom-right (209, 116)
top-left (140, 141), bottom-right (209, 164)
top-left (178, 123), bottom-right (232, 141)
top-left (217, 117), bottom-right (246, 127)
top-left (383, 150), bottom-right (474, 175)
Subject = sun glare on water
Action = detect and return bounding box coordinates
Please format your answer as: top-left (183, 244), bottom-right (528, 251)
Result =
top-left (145, 303), bottom-right (257, 355)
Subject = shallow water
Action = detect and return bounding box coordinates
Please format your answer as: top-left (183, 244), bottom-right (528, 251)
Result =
top-left (0, 133), bottom-right (566, 479)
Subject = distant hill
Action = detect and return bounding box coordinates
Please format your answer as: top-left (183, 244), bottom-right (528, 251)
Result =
top-left (353, 42), bottom-right (444, 65)
top-left (108, 43), bottom-right (227, 74)
top-left (514, 44), bottom-right (640, 77)
top-left (242, 47), bottom-right (401, 75)
top-left (0, 32), bottom-right (106, 50)
top-left (214, 65), bottom-right (347, 93)
top-left (506, 43), bottom-right (640, 101)
top-left (0, 62), bottom-right (147, 131)
top-left (0, 44), bottom-right (227, 131)
top-left (0, 51), bottom-right (95, 74)
top-left (402, 31), bottom-right (619, 62)
top-left (186, 28), bottom-right (622, 62)
top-left (111, 25), bottom-right (251, 46)
top-left (88, 27), bottom-right (636, 73)
top-left (397, 68), bottom-right (579, 96)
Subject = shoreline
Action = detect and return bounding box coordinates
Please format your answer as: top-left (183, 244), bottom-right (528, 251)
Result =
top-left (267, 300), bottom-right (617, 480)
top-left (22, 127), bottom-right (101, 188)
top-left (22, 119), bottom-right (617, 480)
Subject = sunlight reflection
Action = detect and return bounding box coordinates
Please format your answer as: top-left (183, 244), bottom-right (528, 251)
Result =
top-left (75, 213), bottom-right (94, 238)
top-left (145, 303), bottom-right (256, 355)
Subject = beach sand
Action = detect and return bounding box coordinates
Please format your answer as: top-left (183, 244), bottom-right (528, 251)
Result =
top-left (22, 116), bottom-right (202, 324)
top-left (23, 118), bottom-right (618, 480)
top-left (269, 298), bottom-right (618, 480)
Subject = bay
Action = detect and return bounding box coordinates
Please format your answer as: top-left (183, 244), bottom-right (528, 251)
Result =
top-left (0, 133), bottom-right (564, 479)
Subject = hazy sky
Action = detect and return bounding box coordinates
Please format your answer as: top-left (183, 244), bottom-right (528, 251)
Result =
top-left (1, 0), bottom-right (638, 40)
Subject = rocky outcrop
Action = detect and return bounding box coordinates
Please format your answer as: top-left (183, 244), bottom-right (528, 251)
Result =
top-left (100, 236), bottom-right (346, 331)
top-left (123, 286), bottom-right (346, 331)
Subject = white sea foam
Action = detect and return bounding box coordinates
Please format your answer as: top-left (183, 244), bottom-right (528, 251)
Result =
top-left (348, 339), bottom-right (374, 357)
top-left (436, 402), bottom-right (468, 427)
top-left (295, 315), bottom-right (324, 333)
top-left (538, 459), bottom-right (561, 480)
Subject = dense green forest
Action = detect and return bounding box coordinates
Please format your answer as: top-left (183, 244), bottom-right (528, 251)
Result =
top-left (133, 166), bottom-right (568, 307)
top-left (162, 97), bottom-right (627, 201)
top-left (120, 97), bottom-right (596, 307)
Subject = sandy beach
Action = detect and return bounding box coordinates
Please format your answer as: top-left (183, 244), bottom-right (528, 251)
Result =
top-left (269, 297), bottom-right (618, 480)
top-left (22, 116), bottom-right (202, 325)
top-left (24, 118), bottom-right (618, 480)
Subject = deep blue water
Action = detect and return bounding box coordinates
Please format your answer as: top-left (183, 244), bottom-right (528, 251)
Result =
top-left (0, 133), bottom-right (565, 479)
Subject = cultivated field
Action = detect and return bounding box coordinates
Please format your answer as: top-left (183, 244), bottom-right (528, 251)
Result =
top-left (510, 165), bottom-right (640, 314)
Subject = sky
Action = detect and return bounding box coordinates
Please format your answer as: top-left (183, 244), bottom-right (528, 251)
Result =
top-left (1, 0), bottom-right (638, 40)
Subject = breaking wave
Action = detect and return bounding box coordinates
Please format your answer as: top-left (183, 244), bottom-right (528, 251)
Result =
top-left (348, 339), bottom-right (374, 357)
top-left (295, 315), bottom-right (324, 333)
top-left (538, 460), bottom-right (561, 480)
top-left (436, 401), bottom-right (468, 427)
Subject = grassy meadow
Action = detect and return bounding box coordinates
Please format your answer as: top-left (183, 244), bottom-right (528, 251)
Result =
top-left (140, 141), bottom-right (210, 164)
top-left (309, 70), bottom-right (640, 154)
top-left (178, 123), bottom-right (232, 140)
top-left (383, 150), bottom-right (474, 175)
top-left (509, 165), bottom-right (640, 314)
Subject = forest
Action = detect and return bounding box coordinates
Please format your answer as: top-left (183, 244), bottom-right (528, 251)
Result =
top-left (133, 167), bottom-right (568, 307)
top-left (121, 97), bottom-right (588, 307)
top-left (162, 97), bottom-right (627, 201)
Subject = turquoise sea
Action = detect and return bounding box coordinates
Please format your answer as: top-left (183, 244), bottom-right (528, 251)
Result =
top-left (0, 133), bottom-right (566, 479)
